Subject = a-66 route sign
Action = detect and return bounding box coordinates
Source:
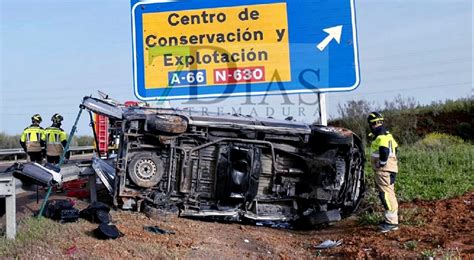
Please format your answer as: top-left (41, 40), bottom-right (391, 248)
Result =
top-left (131, 0), bottom-right (360, 100)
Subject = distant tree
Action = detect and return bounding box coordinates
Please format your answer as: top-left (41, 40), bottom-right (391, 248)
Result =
top-left (384, 95), bottom-right (418, 111)
top-left (334, 99), bottom-right (376, 144)
top-left (71, 135), bottom-right (95, 146)
top-left (0, 132), bottom-right (21, 149)
top-left (332, 96), bottom-right (472, 145)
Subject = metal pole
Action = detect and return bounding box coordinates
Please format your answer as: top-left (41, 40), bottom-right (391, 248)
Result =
top-left (1, 176), bottom-right (16, 239)
top-left (38, 106), bottom-right (84, 218)
top-left (88, 111), bottom-right (101, 155)
top-left (318, 93), bottom-right (328, 126)
top-left (59, 106), bottom-right (84, 166)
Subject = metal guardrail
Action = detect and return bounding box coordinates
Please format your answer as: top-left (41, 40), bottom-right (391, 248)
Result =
top-left (0, 146), bottom-right (95, 161)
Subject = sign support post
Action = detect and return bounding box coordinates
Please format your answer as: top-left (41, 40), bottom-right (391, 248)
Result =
top-left (318, 93), bottom-right (327, 126)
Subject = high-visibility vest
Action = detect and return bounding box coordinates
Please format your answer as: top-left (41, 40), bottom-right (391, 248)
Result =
top-left (370, 132), bottom-right (399, 173)
top-left (20, 126), bottom-right (44, 152)
top-left (44, 126), bottom-right (67, 156)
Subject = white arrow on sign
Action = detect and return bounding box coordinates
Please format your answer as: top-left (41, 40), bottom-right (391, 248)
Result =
top-left (317, 25), bottom-right (343, 51)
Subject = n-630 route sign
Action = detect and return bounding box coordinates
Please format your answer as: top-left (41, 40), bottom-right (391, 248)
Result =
top-left (131, 0), bottom-right (360, 100)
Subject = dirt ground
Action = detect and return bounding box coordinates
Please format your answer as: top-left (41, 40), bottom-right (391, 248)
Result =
top-left (2, 189), bottom-right (473, 259)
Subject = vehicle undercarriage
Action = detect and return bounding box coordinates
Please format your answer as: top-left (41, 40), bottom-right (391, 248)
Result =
top-left (84, 97), bottom-right (365, 227)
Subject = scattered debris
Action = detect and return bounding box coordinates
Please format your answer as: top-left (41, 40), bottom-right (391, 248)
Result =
top-left (79, 201), bottom-right (123, 240)
top-left (144, 226), bottom-right (176, 235)
top-left (66, 190), bottom-right (90, 199)
top-left (255, 221), bottom-right (292, 229)
top-left (65, 246), bottom-right (78, 255)
top-left (315, 239), bottom-right (343, 249)
top-left (79, 201), bottom-right (111, 224)
top-left (63, 179), bottom-right (89, 199)
top-left (42, 199), bottom-right (79, 223)
top-left (62, 179), bottom-right (88, 190)
top-left (11, 162), bottom-right (62, 187)
top-left (94, 223), bottom-right (123, 240)
top-left (244, 239), bottom-right (250, 243)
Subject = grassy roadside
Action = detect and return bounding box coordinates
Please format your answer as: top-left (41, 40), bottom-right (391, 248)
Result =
top-left (0, 217), bottom-right (63, 256)
top-left (0, 215), bottom-right (175, 258)
top-left (396, 135), bottom-right (473, 201)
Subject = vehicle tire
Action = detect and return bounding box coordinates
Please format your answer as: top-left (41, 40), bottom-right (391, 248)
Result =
top-left (294, 209), bottom-right (342, 229)
top-left (146, 115), bottom-right (188, 134)
top-left (127, 152), bottom-right (163, 188)
top-left (311, 125), bottom-right (353, 145)
top-left (143, 203), bottom-right (167, 220)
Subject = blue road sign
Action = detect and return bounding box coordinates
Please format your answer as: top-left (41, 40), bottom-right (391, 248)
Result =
top-left (131, 0), bottom-right (360, 100)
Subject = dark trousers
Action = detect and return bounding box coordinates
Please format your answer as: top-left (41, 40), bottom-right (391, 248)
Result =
top-left (47, 156), bottom-right (60, 164)
top-left (27, 152), bottom-right (43, 164)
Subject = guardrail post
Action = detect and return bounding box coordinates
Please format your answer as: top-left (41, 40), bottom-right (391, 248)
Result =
top-left (5, 191), bottom-right (16, 239)
top-left (0, 176), bottom-right (16, 239)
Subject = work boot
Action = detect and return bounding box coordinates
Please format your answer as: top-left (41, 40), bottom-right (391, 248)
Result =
top-left (379, 223), bottom-right (399, 233)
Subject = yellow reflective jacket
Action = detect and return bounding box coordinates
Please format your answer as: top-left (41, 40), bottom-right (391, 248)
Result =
top-left (44, 126), bottom-right (67, 156)
top-left (20, 125), bottom-right (45, 152)
top-left (370, 128), bottom-right (399, 173)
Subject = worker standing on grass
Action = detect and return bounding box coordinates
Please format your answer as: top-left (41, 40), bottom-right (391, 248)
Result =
top-left (20, 114), bottom-right (45, 163)
top-left (43, 113), bottom-right (68, 164)
top-left (367, 112), bottom-right (400, 233)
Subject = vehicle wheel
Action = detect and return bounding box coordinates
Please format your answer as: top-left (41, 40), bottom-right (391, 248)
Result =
top-left (146, 115), bottom-right (188, 134)
top-left (127, 152), bottom-right (163, 188)
top-left (295, 209), bottom-right (342, 229)
top-left (311, 125), bottom-right (353, 145)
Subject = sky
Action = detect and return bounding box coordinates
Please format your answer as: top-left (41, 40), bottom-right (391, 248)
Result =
top-left (0, 0), bottom-right (472, 136)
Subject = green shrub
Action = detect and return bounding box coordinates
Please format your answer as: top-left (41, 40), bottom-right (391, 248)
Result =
top-left (335, 99), bottom-right (375, 144)
top-left (456, 122), bottom-right (473, 140)
top-left (358, 211), bottom-right (383, 226)
top-left (399, 208), bottom-right (426, 227)
top-left (414, 132), bottom-right (464, 149)
top-left (417, 98), bottom-right (472, 115)
top-left (421, 249), bottom-right (436, 258)
top-left (384, 111), bottom-right (420, 145)
top-left (332, 97), bottom-right (473, 144)
top-left (404, 240), bottom-right (418, 251)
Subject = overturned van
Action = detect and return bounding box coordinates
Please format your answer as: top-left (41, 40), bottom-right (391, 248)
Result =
top-left (82, 96), bottom-right (365, 226)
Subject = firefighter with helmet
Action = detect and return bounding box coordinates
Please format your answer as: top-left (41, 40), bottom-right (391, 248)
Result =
top-left (43, 113), bottom-right (68, 164)
top-left (367, 112), bottom-right (400, 233)
top-left (20, 114), bottom-right (45, 163)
